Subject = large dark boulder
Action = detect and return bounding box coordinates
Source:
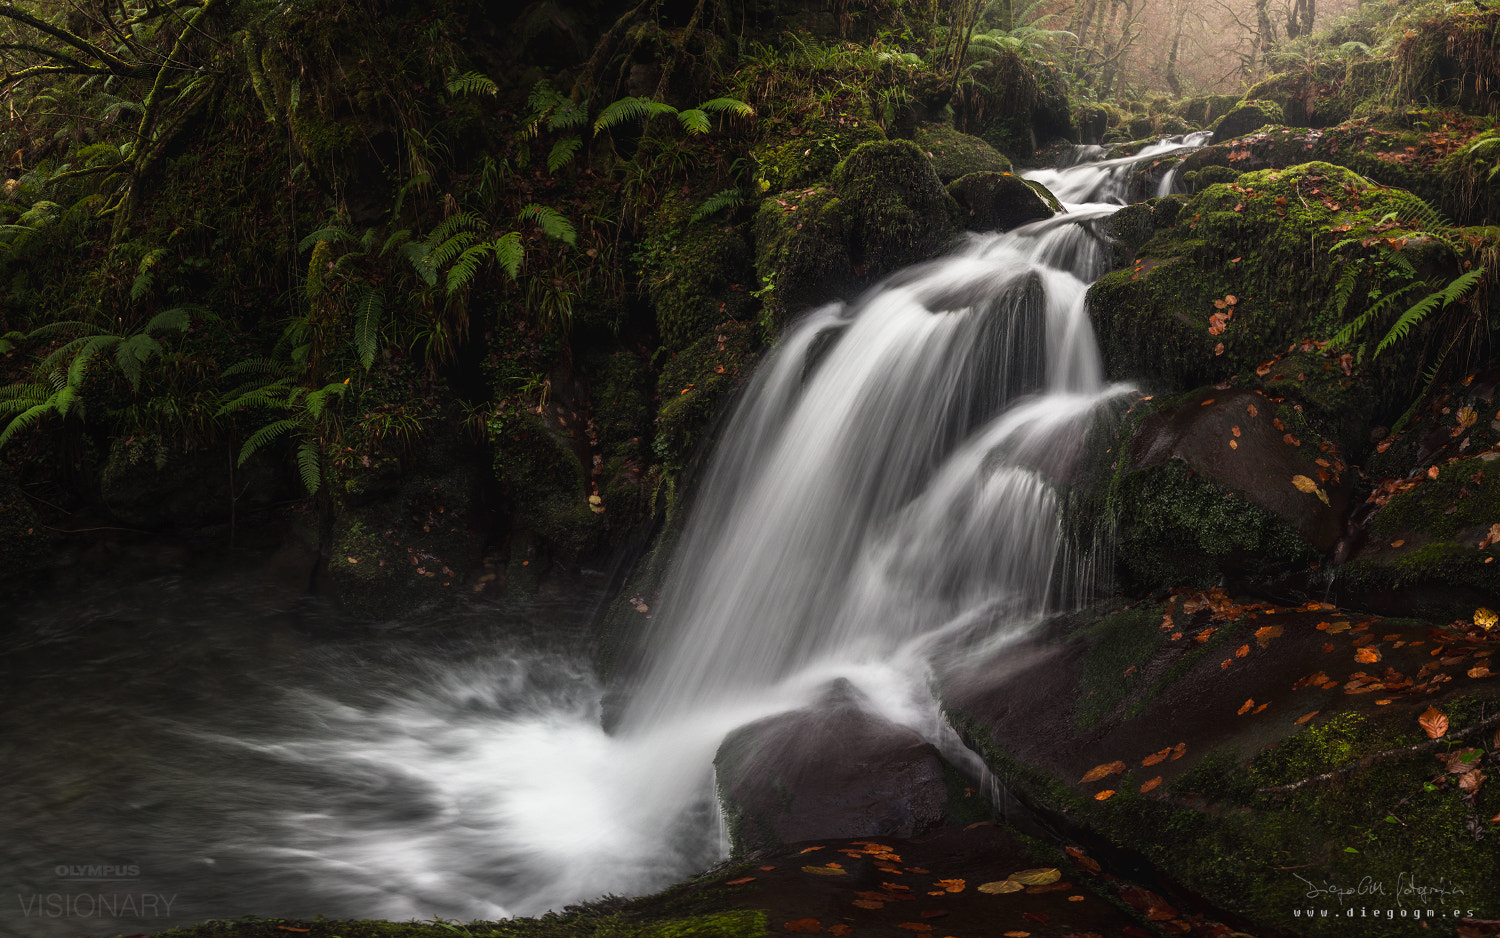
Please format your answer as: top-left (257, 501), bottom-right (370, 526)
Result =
top-left (715, 680), bottom-right (960, 853)
top-left (946, 171), bottom-right (1056, 233)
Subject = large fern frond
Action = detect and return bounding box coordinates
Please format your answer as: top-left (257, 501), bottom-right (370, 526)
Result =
top-left (691, 188), bottom-right (744, 223)
top-left (237, 418), bottom-right (297, 466)
top-left (695, 97), bottom-right (755, 118)
top-left (446, 70), bottom-right (497, 97)
top-left (593, 96), bottom-right (676, 135)
top-left (519, 204), bottom-right (576, 245)
top-left (548, 136), bottom-right (582, 173)
top-left (0, 401), bottom-right (55, 449)
top-left (1375, 267), bottom-right (1487, 357)
top-left (677, 109), bottom-right (710, 135)
top-left (296, 439), bottom-right (322, 493)
top-left (446, 242), bottom-right (492, 295)
top-left (355, 285), bottom-right (384, 371)
top-left (495, 232), bottom-right (524, 280)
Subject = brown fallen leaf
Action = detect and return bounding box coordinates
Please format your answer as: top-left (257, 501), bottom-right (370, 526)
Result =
top-left (1142, 748), bottom-right (1172, 766)
top-left (1236, 644), bottom-right (1250, 658)
top-left (1079, 761), bottom-right (1127, 783)
top-left (1428, 465), bottom-right (1440, 479)
top-left (725, 876), bottom-right (756, 885)
top-left (1419, 706), bottom-right (1450, 738)
top-left (1002, 932), bottom-right (1031, 938)
top-left (1458, 768), bottom-right (1486, 794)
top-left (1065, 846), bottom-right (1101, 873)
top-left (1094, 789), bottom-right (1116, 801)
top-left (802, 866), bottom-right (847, 876)
top-left (1215, 342), bottom-right (1225, 356)
top-left (1356, 647), bottom-right (1382, 663)
top-left (1247, 403), bottom-right (1259, 417)
top-left (1171, 742), bottom-right (1188, 760)
top-left (785, 919), bottom-right (822, 933)
top-left (1255, 624), bottom-right (1283, 647)
top-left (1140, 776), bottom-right (1162, 793)
top-left (1295, 711), bottom-right (1320, 725)
top-left (1238, 699), bottom-right (1255, 715)
top-left (933, 878), bottom-right (965, 893)
top-left (1470, 665), bottom-right (1493, 678)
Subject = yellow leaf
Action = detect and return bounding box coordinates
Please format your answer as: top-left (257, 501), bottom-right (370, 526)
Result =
top-left (978, 880), bottom-right (1025, 894)
top-left (1007, 868), bottom-right (1062, 886)
top-left (1475, 607), bottom-right (1497, 630)
top-left (1458, 406), bottom-right (1478, 428)
top-left (1292, 475), bottom-right (1319, 493)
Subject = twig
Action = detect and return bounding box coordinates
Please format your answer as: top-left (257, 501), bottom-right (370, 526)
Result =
top-left (1257, 710), bottom-right (1500, 795)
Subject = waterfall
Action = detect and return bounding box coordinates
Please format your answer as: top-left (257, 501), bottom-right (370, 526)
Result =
top-left (0, 137), bottom-right (1209, 938)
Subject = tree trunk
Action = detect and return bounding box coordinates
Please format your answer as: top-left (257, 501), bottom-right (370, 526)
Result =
top-left (1165, 24), bottom-right (1183, 94)
top-left (1254, 0), bottom-right (1273, 73)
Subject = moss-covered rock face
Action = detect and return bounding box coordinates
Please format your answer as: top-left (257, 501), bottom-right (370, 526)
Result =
top-left (489, 404), bottom-right (599, 566)
top-left (1088, 161), bottom-right (1457, 401)
top-left (946, 171), bottom-right (1054, 233)
top-left (640, 191), bottom-right (759, 353)
top-left (912, 122), bottom-right (1013, 182)
top-left (323, 452), bottom-right (485, 619)
top-left (1208, 99), bottom-right (1286, 140)
top-left (1242, 60), bottom-right (1393, 129)
top-left (1108, 389), bottom-right (1333, 590)
top-left (653, 320), bottom-right (758, 473)
top-left (749, 115), bottom-right (887, 194)
top-left (754, 139), bottom-right (961, 331)
top-left (941, 599), bottom-right (1500, 938)
top-left (1175, 94), bottom-right (1241, 128)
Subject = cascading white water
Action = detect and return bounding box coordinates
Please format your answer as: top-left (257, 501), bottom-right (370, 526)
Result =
top-left (0, 137), bottom-right (1209, 938)
top-left (273, 137), bottom-right (1210, 918)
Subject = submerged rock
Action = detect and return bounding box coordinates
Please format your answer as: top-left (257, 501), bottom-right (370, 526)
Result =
top-left (715, 679), bottom-right (961, 852)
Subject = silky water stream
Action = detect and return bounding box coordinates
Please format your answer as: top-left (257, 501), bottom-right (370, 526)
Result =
top-left (0, 134), bottom-right (1209, 938)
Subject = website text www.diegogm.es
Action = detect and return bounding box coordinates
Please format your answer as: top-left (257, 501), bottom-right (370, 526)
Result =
top-left (1290, 871), bottom-right (1478, 923)
top-left (15, 864), bottom-right (178, 920)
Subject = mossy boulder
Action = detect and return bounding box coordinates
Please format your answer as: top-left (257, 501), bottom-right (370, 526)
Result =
top-left (715, 679), bottom-right (963, 853)
top-left (940, 599), bottom-right (1500, 938)
top-left (946, 171), bottom-right (1054, 233)
top-left (750, 115), bottom-right (887, 194)
top-left (753, 139), bottom-right (961, 331)
top-left (1241, 60), bottom-right (1393, 129)
top-left (1107, 388), bottom-right (1339, 591)
top-left (1176, 93), bottom-right (1241, 128)
top-left (641, 192), bottom-right (758, 353)
top-left (1208, 99), bottom-right (1285, 140)
top-left (912, 122), bottom-right (1012, 182)
top-left (1087, 162), bottom-right (1458, 403)
top-left (1177, 125), bottom-right (1324, 180)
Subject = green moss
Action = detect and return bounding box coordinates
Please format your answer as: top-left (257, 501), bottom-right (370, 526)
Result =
top-left (1374, 460), bottom-right (1500, 540)
top-left (1208, 99), bottom-right (1285, 139)
top-left (1073, 606), bottom-right (1166, 729)
top-left (750, 117), bottom-right (887, 194)
top-left (653, 321), bottom-right (757, 474)
top-left (1112, 460), bottom-right (1316, 590)
top-left (828, 139), bottom-right (961, 277)
top-left (134, 909), bottom-right (769, 938)
top-left (489, 406), bottom-right (598, 563)
top-left (913, 123), bottom-right (1012, 182)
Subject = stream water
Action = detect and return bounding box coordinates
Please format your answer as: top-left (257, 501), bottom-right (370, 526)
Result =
top-left (0, 134), bottom-right (1207, 938)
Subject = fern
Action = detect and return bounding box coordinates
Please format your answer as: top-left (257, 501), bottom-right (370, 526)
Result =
top-left (132, 248), bottom-right (169, 303)
top-left (297, 439), bottom-right (322, 493)
top-left (297, 225), bottom-right (355, 253)
top-left (495, 232), bottom-right (524, 280)
top-left (677, 109), bottom-right (710, 135)
top-left (429, 230), bottom-right (478, 271)
top-left (519, 203), bottom-right (576, 245)
top-left (446, 70), bottom-right (497, 97)
top-left (1329, 280), bottom-right (1424, 352)
top-left (690, 188), bottom-right (744, 223)
top-left (446, 243), bottom-right (491, 295)
top-left (547, 136), bottom-right (582, 173)
top-left (237, 418), bottom-right (297, 466)
top-left (1375, 267), bottom-right (1486, 357)
top-left (114, 333), bottom-right (163, 391)
top-left (593, 96), bottom-right (675, 135)
top-left (695, 98), bottom-right (756, 118)
top-left (355, 285), bottom-right (383, 371)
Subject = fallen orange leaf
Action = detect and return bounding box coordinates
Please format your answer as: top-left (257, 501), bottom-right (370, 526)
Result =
top-left (1142, 748), bottom-right (1172, 766)
top-left (1095, 789), bottom-right (1116, 801)
top-left (1295, 711), bottom-right (1319, 725)
top-left (1140, 776), bottom-right (1162, 792)
top-left (1419, 706), bottom-right (1450, 738)
top-left (1236, 644), bottom-right (1250, 658)
top-left (1079, 761), bottom-right (1126, 783)
top-left (1255, 624), bottom-right (1283, 647)
top-left (1171, 742), bottom-right (1187, 760)
top-left (1356, 647), bottom-right (1382, 663)
top-left (725, 876), bottom-right (756, 885)
top-left (785, 919), bottom-right (822, 933)
top-left (933, 879), bottom-right (965, 893)
top-left (1247, 403), bottom-right (1258, 417)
